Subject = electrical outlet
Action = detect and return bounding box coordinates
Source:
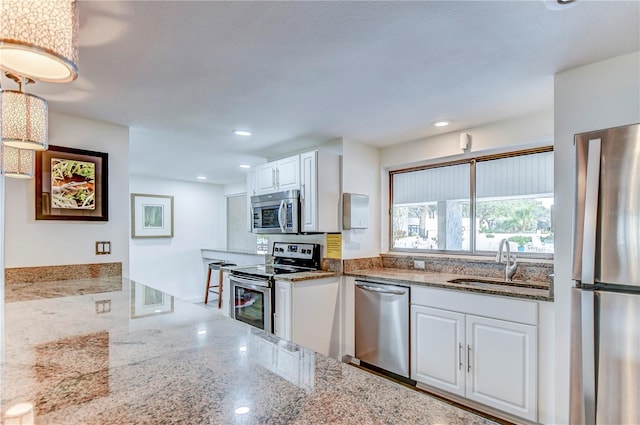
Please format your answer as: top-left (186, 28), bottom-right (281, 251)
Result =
top-left (414, 260), bottom-right (425, 269)
top-left (95, 241), bottom-right (111, 255)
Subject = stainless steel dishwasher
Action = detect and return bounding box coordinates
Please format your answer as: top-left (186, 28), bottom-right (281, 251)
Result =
top-left (355, 279), bottom-right (410, 378)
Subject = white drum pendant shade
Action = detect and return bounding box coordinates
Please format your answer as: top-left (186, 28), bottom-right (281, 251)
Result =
top-left (1, 90), bottom-right (49, 150)
top-left (1, 145), bottom-right (35, 178)
top-left (0, 0), bottom-right (79, 83)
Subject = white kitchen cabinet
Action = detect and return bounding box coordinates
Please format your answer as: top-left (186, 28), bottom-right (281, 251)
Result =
top-left (465, 314), bottom-right (537, 420)
top-left (411, 286), bottom-right (538, 422)
top-left (274, 277), bottom-right (340, 358)
top-left (300, 150), bottom-right (340, 232)
top-left (274, 280), bottom-right (292, 340)
top-left (411, 305), bottom-right (466, 397)
top-left (274, 155), bottom-right (300, 191)
top-left (255, 155), bottom-right (300, 194)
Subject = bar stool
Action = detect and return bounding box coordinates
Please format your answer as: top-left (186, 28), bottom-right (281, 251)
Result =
top-left (204, 260), bottom-right (236, 308)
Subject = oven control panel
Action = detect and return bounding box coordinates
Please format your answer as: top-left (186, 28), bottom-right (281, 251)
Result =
top-left (272, 242), bottom-right (317, 260)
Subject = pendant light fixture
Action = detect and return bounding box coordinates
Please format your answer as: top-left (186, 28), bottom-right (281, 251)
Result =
top-left (1, 73), bottom-right (48, 151)
top-left (1, 144), bottom-right (34, 178)
top-left (0, 0), bottom-right (79, 83)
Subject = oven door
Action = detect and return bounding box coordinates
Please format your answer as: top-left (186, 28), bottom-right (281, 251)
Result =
top-left (230, 275), bottom-right (273, 332)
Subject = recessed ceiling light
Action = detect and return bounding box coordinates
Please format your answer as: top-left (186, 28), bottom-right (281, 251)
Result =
top-left (433, 120), bottom-right (452, 127)
top-left (239, 164), bottom-right (251, 169)
top-left (235, 407), bottom-right (250, 415)
top-left (197, 329), bottom-right (207, 335)
top-left (196, 176), bottom-right (207, 180)
top-left (233, 130), bottom-right (252, 136)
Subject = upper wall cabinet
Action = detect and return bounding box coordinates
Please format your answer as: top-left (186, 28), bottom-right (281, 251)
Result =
top-left (300, 150), bottom-right (340, 233)
top-left (255, 155), bottom-right (300, 195)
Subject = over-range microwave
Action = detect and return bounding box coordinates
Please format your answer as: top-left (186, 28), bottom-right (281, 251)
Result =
top-left (251, 190), bottom-right (300, 234)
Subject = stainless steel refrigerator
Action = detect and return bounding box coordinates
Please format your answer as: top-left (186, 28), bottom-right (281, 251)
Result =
top-left (570, 123), bottom-right (640, 425)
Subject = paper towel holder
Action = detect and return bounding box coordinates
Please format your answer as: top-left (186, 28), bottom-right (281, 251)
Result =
top-left (343, 193), bottom-right (369, 230)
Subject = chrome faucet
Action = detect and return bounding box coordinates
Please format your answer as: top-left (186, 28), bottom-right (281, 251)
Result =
top-left (496, 238), bottom-right (517, 281)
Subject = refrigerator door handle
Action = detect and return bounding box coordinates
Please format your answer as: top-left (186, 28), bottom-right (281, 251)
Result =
top-left (581, 137), bottom-right (601, 285)
top-left (581, 289), bottom-right (597, 425)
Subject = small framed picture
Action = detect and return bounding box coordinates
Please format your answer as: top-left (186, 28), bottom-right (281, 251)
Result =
top-left (131, 193), bottom-right (174, 238)
top-left (35, 145), bottom-right (108, 221)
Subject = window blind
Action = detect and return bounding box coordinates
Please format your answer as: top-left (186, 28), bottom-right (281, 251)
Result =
top-left (476, 151), bottom-right (553, 198)
top-left (392, 163), bottom-right (469, 205)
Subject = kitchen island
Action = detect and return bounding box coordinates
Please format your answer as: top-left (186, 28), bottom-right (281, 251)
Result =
top-left (1, 277), bottom-right (498, 425)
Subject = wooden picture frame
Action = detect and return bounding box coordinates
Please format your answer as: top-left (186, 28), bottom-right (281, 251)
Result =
top-left (131, 193), bottom-right (174, 238)
top-left (35, 145), bottom-right (109, 221)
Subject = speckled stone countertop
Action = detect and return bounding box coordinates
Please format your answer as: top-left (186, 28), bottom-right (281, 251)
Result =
top-left (274, 270), bottom-right (337, 282)
top-left (345, 268), bottom-right (552, 301)
top-left (2, 277), bottom-right (499, 425)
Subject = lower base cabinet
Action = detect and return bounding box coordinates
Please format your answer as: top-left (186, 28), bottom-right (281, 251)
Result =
top-left (411, 303), bottom-right (537, 422)
top-left (275, 278), bottom-right (340, 358)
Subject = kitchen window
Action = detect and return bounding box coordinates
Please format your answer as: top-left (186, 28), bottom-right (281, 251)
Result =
top-left (390, 147), bottom-right (553, 257)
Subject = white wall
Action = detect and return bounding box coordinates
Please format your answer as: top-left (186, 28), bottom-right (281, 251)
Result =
top-left (380, 109), bottom-right (553, 169)
top-left (553, 51), bottom-right (640, 424)
top-left (129, 175), bottom-right (225, 300)
top-left (342, 140), bottom-right (381, 259)
top-left (4, 112), bottom-right (130, 271)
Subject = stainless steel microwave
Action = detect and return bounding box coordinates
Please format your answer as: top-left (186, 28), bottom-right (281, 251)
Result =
top-left (251, 190), bottom-right (300, 234)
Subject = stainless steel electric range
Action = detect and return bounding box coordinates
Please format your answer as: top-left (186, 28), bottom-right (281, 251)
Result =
top-left (229, 242), bottom-right (321, 332)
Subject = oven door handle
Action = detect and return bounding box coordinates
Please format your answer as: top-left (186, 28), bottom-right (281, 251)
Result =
top-left (278, 200), bottom-right (286, 232)
top-left (230, 275), bottom-right (270, 288)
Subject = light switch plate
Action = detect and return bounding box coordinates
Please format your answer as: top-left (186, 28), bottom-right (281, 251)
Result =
top-left (95, 241), bottom-right (111, 255)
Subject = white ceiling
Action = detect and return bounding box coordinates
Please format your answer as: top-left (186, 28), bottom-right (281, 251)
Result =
top-left (9, 0), bottom-right (640, 184)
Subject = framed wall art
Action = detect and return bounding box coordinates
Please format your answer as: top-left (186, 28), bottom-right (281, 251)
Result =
top-left (35, 145), bottom-right (109, 221)
top-left (131, 193), bottom-right (174, 238)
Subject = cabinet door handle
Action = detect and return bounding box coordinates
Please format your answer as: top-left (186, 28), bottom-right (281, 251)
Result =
top-left (459, 343), bottom-right (463, 370)
top-left (467, 345), bottom-right (472, 373)
top-left (276, 168), bottom-right (280, 187)
top-left (272, 169), bottom-right (276, 188)
top-left (274, 313), bottom-right (278, 333)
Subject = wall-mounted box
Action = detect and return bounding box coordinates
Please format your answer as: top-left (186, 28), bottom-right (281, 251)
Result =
top-left (343, 193), bottom-right (369, 230)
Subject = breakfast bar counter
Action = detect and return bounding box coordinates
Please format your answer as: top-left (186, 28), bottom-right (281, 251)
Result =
top-left (1, 277), bottom-right (497, 425)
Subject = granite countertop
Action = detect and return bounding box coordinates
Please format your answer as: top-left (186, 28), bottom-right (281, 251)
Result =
top-left (1, 277), bottom-right (498, 425)
top-left (274, 270), bottom-right (337, 282)
top-left (345, 268), bottom-right (552, 301)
